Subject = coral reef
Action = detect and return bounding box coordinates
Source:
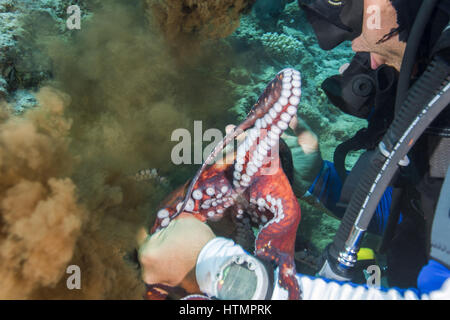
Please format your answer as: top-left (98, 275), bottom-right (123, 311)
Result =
top-left (260, 31), bottom-right (306, 64)
top-left (0, 0), bottom-right (98, 111)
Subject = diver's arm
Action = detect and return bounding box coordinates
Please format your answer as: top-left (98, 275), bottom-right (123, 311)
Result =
top-left (281, 116), bottom-right (324, 198)
top-left (306, 160), bottom-right (343, 213)
top-left (138, 213), bottom-right (216, 295)
top-left (304, 159), bottom-right (397, 236)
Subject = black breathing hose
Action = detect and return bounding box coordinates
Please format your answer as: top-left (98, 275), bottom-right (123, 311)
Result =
top-left (394, 0), bottom-right (440, 115)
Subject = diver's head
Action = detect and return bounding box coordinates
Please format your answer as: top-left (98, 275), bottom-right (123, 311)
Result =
top-left (298, 0), bottom-right (432, 71)
top-left (351, 0), bottom-right (407, 72)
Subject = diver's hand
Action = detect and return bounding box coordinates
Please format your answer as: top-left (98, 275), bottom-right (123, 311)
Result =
top-left (282, 115), bottom-right (323, 197)
top-left (138, 213), bottom-right (216, 294)
top-left (287, 115), bottom-right (319, 154)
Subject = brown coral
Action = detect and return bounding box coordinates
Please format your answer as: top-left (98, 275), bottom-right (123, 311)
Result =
top-left (0, 88), bottom-right (86, 299)
top-left (145, 0), bottom-right (256, 42)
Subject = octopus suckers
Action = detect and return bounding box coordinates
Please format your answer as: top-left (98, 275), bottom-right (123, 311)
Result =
top-left (157, 209), bottom-right (169, 219)
top-left (261, 118), bottom-right (267, 128)
top-left (206, 187), bottom-right (215, 196)
top-left (271, 125), bottom-right (281, 135)
top-left (161, 217), bottom-right (170, 227)
top-left (201, 203), bottom-right (210, 209)
top-left (282, 76), bottom-right (291, 84)
top-left (185, 199), bottom-right (195, 211)
top-left (257, 198), bottom-right (266, 207)
top-left (277, 121), bottom-right (288, 130)
top-left (269, 108), bottom-right (277, 119)
top-left (289, 96), bottom-right (300, 106)
top-left (280, 112), bottom-right (291, 123)
top-left (282, 82), bottom-right (292, 90)
top-left (278, 96), bottom-right (288, 106)
top-left (281, 89), bottom-right (291, 98)
top-left (287, 105), bottom-right (297, 115)
top-left (273, 102), bottom-right (283, 113)
top-left (240, 181), bottom-right (250, 187)
top-left (192, 189), bottom-right (203, 200)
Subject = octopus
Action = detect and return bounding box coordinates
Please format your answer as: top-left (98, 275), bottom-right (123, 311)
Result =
top-left (148, 68), bottom-right (303, 300)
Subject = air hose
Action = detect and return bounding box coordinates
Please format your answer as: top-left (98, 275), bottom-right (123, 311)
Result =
top-left (320, 48), bottom-right (450, 279)
top-left (394, 0), bottom-right (440, 116)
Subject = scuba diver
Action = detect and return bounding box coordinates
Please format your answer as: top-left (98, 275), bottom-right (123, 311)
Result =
top-left (138, 0), bottom-right (450, 299)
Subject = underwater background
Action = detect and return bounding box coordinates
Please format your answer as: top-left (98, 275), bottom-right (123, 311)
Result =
top-left (0, 0), bottom-right (374, 299)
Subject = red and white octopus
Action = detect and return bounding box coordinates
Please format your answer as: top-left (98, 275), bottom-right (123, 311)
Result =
top-left (149, 68), bottom-right (303, 300)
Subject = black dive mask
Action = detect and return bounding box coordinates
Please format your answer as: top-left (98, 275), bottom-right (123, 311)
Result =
top-left (321, 52), bottom-right (399, 120)
top-left (298, 0), bottom-right (363, 50)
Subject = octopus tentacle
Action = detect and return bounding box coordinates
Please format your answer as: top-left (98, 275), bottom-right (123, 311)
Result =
top-left (232, 69), bottom-right (301, 190)
top-left (247, 166), bottom-right (302, 300)
top-left (152, 162), bottom-right (235, 233)
top-left (148, 68), bottom-right (303, 300)
top-left (174, 69), bottom-right (301, 218)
